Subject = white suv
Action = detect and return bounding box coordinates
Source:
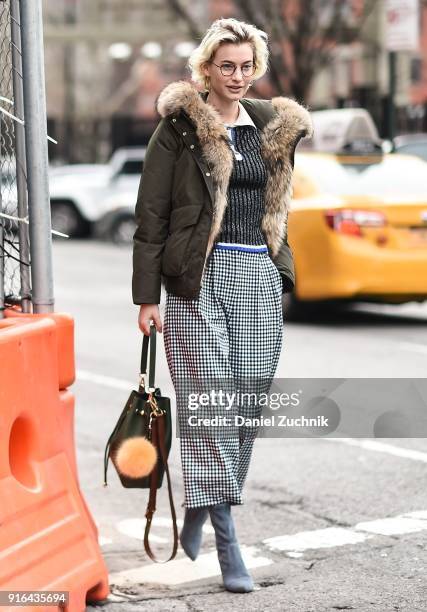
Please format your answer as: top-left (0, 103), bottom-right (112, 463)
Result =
top-left (49, 147), bottom-right (146, 237)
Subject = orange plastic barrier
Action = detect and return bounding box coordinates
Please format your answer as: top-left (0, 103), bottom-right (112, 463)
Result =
top-left (5, 311), bottom-right (98, 540)
top-left (0, 311), bottom-right (109, 611)
top-left (4, 308), bottom-right (75, 390)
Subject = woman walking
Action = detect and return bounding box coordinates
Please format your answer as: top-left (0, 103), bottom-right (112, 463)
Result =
top-left (133, 17), bottom-right (313, 592)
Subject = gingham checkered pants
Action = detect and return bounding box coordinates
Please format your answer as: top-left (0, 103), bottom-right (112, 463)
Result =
top-left (163, 247), bottom-right (283, 508)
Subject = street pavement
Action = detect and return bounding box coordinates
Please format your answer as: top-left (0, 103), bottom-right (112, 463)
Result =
top-left (52, 239), bottom-right (427, 612)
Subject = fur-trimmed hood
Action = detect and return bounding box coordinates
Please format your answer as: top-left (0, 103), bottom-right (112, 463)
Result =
top-left (156, 80), bottom-right (313, 259)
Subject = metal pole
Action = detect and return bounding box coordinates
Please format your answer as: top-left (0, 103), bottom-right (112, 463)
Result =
top-left (20, 0), bottom-right (54, 313)
top-left (10, 0), bottom-right (31, 313)
top-left (387, 50), bottom-right (397, 142)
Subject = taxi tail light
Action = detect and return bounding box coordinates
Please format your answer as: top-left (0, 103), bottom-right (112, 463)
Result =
top-left (324, 209), bottom-right (386, 237)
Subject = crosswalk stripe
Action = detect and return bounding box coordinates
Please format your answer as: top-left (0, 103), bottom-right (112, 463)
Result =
top-left (99, 509), bottom-right (427, 586)
top-left (116, 517), bottom-right (214, 544)
top-left (323, 437), bottom-right (427, 463)
top-left (355, 511), bottom-right (427, 536)
top-left (263, 527), bottom-right (370, 552)
top-left (109, 546), bottom-right (273, 587)
top-left (264, 510), bottom-right (427, 555)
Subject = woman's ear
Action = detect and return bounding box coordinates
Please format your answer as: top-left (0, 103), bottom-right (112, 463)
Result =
top-left (201, 61), bottom-right (210, 78)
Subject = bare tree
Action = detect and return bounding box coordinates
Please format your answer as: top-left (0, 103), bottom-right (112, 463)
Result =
top-left (164, 0), bottom-right (377, 101)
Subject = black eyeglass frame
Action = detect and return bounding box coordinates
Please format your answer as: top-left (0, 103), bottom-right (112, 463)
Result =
top-left (210, 61), bottom-right (256, 78)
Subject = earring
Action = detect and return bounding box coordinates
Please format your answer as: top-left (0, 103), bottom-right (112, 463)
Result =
top-left (204, 75), bottom-right (211, 91)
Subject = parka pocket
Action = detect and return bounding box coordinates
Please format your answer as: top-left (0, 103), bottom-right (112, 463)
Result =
top-left (161, 204), bottom-right (203, 276)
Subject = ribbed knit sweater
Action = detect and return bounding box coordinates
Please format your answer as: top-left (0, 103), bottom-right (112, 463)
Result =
top-left (216, 125), bottom-right (267, 245)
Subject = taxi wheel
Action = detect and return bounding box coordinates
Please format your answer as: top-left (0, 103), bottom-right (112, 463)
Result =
top-left (282, 292), bottom-right (313, 321)
top-left (282, 292), bottom-right (334, 321)
top-left (282, 292), bottom-right (352, 321)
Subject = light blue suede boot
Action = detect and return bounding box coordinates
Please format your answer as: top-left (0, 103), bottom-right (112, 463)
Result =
top-left (179, 507), bottom-right (210, 561)
top-left (209, 502), bottom-right (254, 593)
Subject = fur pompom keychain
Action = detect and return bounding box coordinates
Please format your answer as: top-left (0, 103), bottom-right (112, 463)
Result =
top-left (113, 436), bottom-right (157, 479)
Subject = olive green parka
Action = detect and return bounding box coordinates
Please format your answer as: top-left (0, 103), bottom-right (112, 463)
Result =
top-left (132, 80), bottom-right (313, 304)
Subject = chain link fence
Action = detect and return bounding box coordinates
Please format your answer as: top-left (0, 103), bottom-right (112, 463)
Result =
top-left (0, 0), bottom-right (32, 314)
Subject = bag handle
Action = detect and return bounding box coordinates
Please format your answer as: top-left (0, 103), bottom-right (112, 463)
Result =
top-left (104, 324), bottom-right (156, 486)
top-left (143, 411), bottom-right (179, 562)
top-left (140, 324), bottom-right (156, 391)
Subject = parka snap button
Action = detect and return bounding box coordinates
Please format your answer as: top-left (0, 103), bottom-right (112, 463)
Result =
top-left (182, 131), bottom-right (187, 136)
top-left (190, 144), bottom-right (194, 149)
top-left (172, 118), bottom-right (176, 123)
top-left (205, 172), bottom-right (211, 176)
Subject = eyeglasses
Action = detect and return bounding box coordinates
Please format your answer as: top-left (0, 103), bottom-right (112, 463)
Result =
top-left (210, 61), bottom-right (256, 78)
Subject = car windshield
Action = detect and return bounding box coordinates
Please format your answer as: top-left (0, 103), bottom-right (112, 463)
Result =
top-left (120, 160), bottom-right (144, 175)
top-left (296, 154), bottom-right (427, 198)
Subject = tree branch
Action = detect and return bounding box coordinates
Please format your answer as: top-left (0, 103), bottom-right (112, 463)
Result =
top-left (163, 0), bottom-right (203, 41)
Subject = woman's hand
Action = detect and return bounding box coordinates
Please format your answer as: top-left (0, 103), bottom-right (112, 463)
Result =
top-left (138, 304), bottom-right (163, 335)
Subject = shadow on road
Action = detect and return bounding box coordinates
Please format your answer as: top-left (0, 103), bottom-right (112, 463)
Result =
top-left (286, 301), bottom-right (427, 327)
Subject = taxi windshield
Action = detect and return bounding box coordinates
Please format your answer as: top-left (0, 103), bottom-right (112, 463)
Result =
top-left (296, 154), bottom-right (427, 199)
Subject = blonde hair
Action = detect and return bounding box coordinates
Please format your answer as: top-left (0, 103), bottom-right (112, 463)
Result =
top-left (188, 18), bottom-right (269, 91)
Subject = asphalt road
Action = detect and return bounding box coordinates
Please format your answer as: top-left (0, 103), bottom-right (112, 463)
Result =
top-left (51, 239), bottom-right (427, 612)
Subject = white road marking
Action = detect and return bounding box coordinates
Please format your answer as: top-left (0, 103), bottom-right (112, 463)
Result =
top-left (104, 592), bottom-right (139, 603)
top-left (116, 517), bottom-right (214, 544)
top-left (117, 518), bottom-right (166, 543)
top-left (105, 510), bottom-right (427, 586)
top-left (355, 511), bottom-right (427, 536)
top-left (398, 342), bottom-right (427, 355)
top-left (263, 527), bottom-right (370, 553)
top-left (148, 515), bottom-right (214, 534)
top-left (94, 520), bottom-right (113, 546)
top-left (405, 510), bottom-right (427, 520)
top-left (109, 546), bottom-right (272, 587)
top-left (76, 369), bottom-right (134, 390)
top-left (264, 510), bottom-right (427, 556)
top-left (324, 437), bottom-right (427, 463)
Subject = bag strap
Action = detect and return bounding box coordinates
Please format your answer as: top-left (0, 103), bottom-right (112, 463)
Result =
top-left (143, 412), bottom-right (178, 563)
top-left (140, 324), bottom-right (156, 390)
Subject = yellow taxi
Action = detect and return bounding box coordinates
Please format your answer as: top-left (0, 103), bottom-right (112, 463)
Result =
top-left (288, 149), bottom-right (427, 309)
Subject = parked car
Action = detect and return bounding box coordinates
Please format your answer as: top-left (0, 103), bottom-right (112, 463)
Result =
top-left (285, 149), bottom-right (427, 318)
top-left (94, 190), bottom-right (138, 245)
top-left (1, 148), bottom-right (145, 238)
top-left (392, 133), bottom-right (427, 162)
top-left (48, 147), bottom-right (145, 237)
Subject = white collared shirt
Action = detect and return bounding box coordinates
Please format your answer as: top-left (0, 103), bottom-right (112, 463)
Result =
top-left (224, 102), bottom-right (256, 161)
top-left (224, 102), bottom-right (256, 128)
